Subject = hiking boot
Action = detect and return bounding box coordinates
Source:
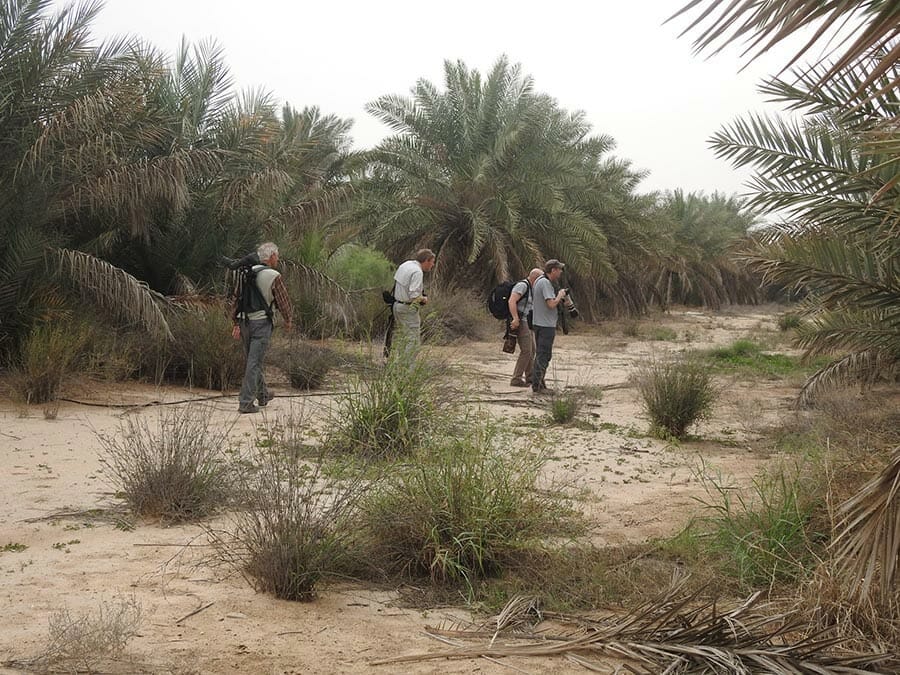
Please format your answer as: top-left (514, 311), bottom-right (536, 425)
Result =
top-left (258, 393), bottom-right (274, 407)
top-left (239, 405), bottom-right (260, 414)
top-left (510, 378), bottom-right (528, 387)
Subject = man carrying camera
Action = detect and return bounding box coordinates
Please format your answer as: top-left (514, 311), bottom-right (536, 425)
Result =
top-left (508, 267), bottom-right (543, 387)
top-left (531, 259), bottom-right (569, 394)
top-left (390, 248), bottom-right (436, 358)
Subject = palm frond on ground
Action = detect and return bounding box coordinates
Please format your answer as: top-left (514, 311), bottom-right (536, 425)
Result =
top-left (832, 447), bottom-right (900, 609)
top-left (374, 580), bottom-right (890, 672)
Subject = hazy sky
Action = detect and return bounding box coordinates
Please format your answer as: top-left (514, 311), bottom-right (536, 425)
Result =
top-left (60, 0), bottom-right (800, 196)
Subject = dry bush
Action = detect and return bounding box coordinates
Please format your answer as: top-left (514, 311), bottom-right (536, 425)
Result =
top-left (10, 322), bottom-right (90, 404)
top-left (272, 341), bottom-right (339, 390)
top-left (97, 405), bottom-right (233, 523)
top-left (208, 410), bottom-right (369, 601)
top-left (19, 595), bottom-right (142, 673)
top-left (421, 284), bottom-right (493, 344)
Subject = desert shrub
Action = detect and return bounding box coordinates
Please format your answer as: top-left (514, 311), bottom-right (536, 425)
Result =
top-left (358, 425), bottom-right (579, 590)
top-left (97, 406), bottom-right (233, 523)
top-left (273, 341), bottom-right (339, 390)
top-left (676, 463), bottom-right (822, 591)
top-left (635, 356), bottom-right (716, 439)
top-left (325, 355), bottom-right (444, 460)
top-left (209, 414), bottom-right (367, 601)
top-left (11, 322), bottom-right (90, 403)
top-left (549, 390), bottom-right (582, 424)
top-left (325, 244), bottom-right (395, 339)
top-left (647, 326), bottom-right (678, 341)
top-left (421, 284), bottom-right (492, 344)
top-left (777, 312), bottom-right (803, 332)
top-left (17, 596), bottom-right (142, 673)
top-left (132, 309), bottom-right (244, 389)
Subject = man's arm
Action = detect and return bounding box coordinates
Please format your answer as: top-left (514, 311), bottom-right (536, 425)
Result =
top-left (271, 276), bottom-right (294, 330)
top-left (508, 291), bottom-right (523, 327)
top-left (407, 270), bottom-right (427, 304)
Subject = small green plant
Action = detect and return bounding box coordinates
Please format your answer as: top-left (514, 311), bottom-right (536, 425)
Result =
top-left (326, 354), bottom-right (444, 460)
top-left (703, 339), bottom-right (819, 378)
top-left (777, 313), bottom-right (803, 331)
top-left (635, 356), bottom-right (716, 439)
top-left (96, 405), bottom-right (233, 523)
top-left (358, 425), bottom-right (580, 592)
top-left (208, 416), bottom-right (367, 601)
top-left (2, 542), bottom-right (27, 553)
top-left (647, 326), bottom-right (678, 341)
top-left (549, 390), bottom-right (582, 424)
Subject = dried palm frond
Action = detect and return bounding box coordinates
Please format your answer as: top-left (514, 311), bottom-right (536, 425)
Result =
top-left (831, 447), bottom-right (900, 609)
top-left (371, 580), bottom-right (890, 672)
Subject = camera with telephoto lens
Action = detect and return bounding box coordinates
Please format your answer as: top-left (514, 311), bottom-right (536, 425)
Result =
top-left (561, 289), bottom-right (579, 318)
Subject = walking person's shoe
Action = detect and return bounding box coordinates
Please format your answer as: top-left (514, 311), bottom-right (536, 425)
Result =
top-left (238, 405), bottom-right (260, 414)
top-left (510, 378), bottom-right (528, 387)
top-left (258, 393), bottom-right (274, 407)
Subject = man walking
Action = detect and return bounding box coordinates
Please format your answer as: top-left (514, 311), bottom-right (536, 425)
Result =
top-left (389, 248), bottom-right (436, 358)
top-left (232, 242), bottom-right (293, 413)
top-left (531, 259), bottom-right (568, 394)
top-left (508, 267), bottom-right (543, 387)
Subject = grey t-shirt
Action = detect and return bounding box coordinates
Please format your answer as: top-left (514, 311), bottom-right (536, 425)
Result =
top-left (511, 280), bottom-right (532, 315)
top-left (532, 275), bottom-right (558, 328)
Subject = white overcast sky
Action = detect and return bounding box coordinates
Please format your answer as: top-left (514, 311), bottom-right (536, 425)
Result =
top-left (62, 0), bottom-right (806, 197)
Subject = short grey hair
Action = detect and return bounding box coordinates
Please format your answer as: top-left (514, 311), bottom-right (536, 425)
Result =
top-left (415, 248), bottom-right (435, 263)
top-left (257, 242), bottom-right (279, 263)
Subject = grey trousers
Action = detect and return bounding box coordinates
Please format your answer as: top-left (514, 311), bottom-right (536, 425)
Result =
top-left (532, 325), bottom-right (556, 390)
top-left (392, 302), bottom-right (421, 360)
top-left (239, 319), bottom-right (272, 409)
top-left (511, 322), bottom-right (535, 383)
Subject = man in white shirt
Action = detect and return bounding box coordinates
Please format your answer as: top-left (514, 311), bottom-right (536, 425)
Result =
top-left (390, 248), bottom-right (436, 357)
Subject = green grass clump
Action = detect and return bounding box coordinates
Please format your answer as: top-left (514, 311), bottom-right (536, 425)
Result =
top-left (97, 406), bottom-right (232, 523)
top-left (549, 390), bottom-right (582, 424)
top-left (671, 464), bottom-right (822, 592)
top-left (777, 313), bottom-right (803, 332)
top-left (326, 355), bottom-right (443, 460)
top-left (704, 339), bottom-right (815, 378)
top-left (647, 326), bottom-right (678, 341)
top-left (358, 426), bottom-right (579, 591)
top-left (636, 356), bottom-right (716, 439)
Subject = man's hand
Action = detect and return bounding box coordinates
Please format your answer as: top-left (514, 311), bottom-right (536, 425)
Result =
top-left (231, 324), bottom-right (241, 340)
top-left (510, 317), bottom-right (520, 329)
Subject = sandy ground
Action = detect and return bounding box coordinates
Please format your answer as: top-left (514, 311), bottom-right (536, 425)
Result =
top-left (0, 305), bottom-right (799, 673)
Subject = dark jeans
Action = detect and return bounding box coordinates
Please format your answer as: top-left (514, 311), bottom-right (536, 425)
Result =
top-left (532, 325), bottom-right (556, 390)
top-left (238, 319), bottom-right (272, 409)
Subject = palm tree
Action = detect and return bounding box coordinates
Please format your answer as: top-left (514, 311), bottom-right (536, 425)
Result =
top-left (0, 0), bottom-right (193, 354)
top-left (357, 56), bottom-right (641, 299)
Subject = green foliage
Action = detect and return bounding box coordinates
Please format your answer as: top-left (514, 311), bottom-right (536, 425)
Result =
top-left (11, 322), bottom-right (90, 404)
top-left (324, 244), bottom-right (395, 339)
top-left (325, 355), bottom-right (443, 460)
top-left (704, 339), bottom-right (822, 378)
top-left (358, 426), bottom-right (579, 591)
top-left (2, 542), bottom-right (28, 553)
top-left (636, 356), bottom-right (716, 439)
top-left (678, 464), bottom-right (822, 591)
top-left (96, 406), bottom-right (232, 523)
top-left (647, 326), bottom-right (678, 341)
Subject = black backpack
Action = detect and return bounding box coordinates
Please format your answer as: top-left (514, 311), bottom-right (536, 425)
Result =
top-left (487, 279), bottom-right (529, 320)
top-left (225, 254), bottom-right (274, 322)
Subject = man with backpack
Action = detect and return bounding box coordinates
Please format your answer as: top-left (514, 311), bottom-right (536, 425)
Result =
top-left (531, 259), bottom-right (569, 394)
top-left (231, 242), bottom-right (293, 414)
top-left (508, 268), bottom-right (543, 387)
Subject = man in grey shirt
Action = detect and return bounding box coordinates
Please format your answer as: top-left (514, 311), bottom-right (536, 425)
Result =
top-left (507, 268), bottom-right (543, 387)
top-left (531, 259), bottom-right (569, 393)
